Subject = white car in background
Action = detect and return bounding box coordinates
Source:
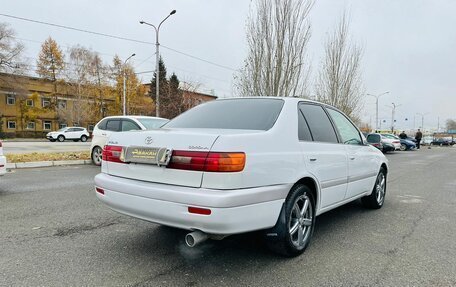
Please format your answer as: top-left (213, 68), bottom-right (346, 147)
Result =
top-left (46, 127), bottom-right (90, 142)
top-left (380, 133), bottom-right (401, 150)
top-left (0, 140), bottom-right (6, 176)
top-left (90, 116), bottom-right (169, 166)
top-left (94, 98), bottom-right (388, 257)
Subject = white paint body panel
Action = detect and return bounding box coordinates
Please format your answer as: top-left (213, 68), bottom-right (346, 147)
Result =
top-left (0, 143), bottom-right (5, 176)
top-left (95, 97), bottom-right (388, 234)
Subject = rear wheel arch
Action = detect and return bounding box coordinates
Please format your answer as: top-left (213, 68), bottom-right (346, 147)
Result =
top-left (381, 163), bottom-right (388, 175)
top-left (292, 177), bottom-right (319, 211)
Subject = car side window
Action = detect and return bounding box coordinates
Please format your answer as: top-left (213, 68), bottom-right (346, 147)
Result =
top-left (122, 120), bottom-right (141, 131)
top-left (97, 119), bottom-right (108, 130)
top-left (298, 108), bottom-right (313, 141)
top-left (299, 104), bottom-right (338, 143)
top-left (326, 108), bottom-right (362, 145)
top-left (106, 120), bottom-right (121, 132)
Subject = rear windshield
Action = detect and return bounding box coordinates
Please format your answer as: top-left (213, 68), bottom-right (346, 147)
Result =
top-left (163, 99), bottom-right (284, 130)
top-left (137, 118), bottom-right (169, 129)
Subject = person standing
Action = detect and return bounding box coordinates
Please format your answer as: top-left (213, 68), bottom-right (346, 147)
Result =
top-left (415, 129), bottom-right (423, 149)
top-left (399, 131), bottom-right (407, 139)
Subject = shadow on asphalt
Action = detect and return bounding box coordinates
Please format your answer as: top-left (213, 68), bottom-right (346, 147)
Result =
top-left (103, 199), bottom-right (372, 273)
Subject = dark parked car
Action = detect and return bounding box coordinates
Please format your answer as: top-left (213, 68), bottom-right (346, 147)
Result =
top-left (431, 138), bottom-right (455, 146)
top-left (367, 133), bottom-right (395, 153)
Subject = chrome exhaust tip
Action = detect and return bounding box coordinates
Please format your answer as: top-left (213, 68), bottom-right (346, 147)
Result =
top-left (185, 230), bottom-right (208, 247)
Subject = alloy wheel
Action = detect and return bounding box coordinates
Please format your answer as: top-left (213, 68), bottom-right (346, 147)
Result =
top-left (288, 194), bottom-right (313, 248)
top-left (376, 173), bottom-right (386, 204)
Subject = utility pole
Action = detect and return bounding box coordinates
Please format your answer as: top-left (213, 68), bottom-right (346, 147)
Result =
top-left (123, 53), bottom-right (136, 116)
top-left (387, 102), bottom-right (401, 133)
top-left (367, 91), bottom-right (389, 131)
top-left (140, 10), bottom-right (177, 117)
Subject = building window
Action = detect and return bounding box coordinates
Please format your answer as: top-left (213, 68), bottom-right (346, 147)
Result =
top-left (87, 124), bottom-right (94, 132)
top-left (43, 121), bottom-right (52, 130)
top-left (7, 121), bottom-right (16, 129)
top-left (59, 123), bottom-right (67, 129)
top-left (26, 99), bottom-right (34, 107)
top-left (26, 122), bottom-right (35, 129)
top-left (42, 98), bottom-right (51, 108)
top-left (7, 94), bottom-right (16, 105)
top-left (57, 99), bottom-right (67, 109)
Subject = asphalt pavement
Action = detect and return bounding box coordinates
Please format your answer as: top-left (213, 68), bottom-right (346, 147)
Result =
top-left (1, 147), bottom-right (455, 286)
top-left (2, 141), bottom-right (91, 154)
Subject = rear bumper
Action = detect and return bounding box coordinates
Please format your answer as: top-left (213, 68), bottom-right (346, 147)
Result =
top-left (0, 155), bottom-right (6, 176)
top-left (94, 173), bottom-right (289, 234)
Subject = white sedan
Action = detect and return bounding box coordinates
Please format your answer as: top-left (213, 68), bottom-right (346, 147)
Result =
top-left (0, 140), bottom-right (6, 176)
top-left (94, 98), bottom-right (388, 256)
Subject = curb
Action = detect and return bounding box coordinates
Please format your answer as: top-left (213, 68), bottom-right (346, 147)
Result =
top-left (6, 160), bottom-right (93, 169)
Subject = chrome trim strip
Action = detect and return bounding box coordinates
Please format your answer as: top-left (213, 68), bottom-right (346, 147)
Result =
top-left (321, 178), bottom-right (347, 189)
top-left (348, 172), bottom-right (377, 183)
top-left (321, 172), bottom-right (377, 189)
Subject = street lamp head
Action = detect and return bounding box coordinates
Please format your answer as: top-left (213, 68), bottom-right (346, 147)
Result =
top-left (131, 53), bottom-right (136, 57)
top-left (139, 20), bottom-right (145, 24)
top-left (170, 10), bottom-right (177, 15)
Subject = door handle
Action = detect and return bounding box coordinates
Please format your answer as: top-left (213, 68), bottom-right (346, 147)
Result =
top-left (309, 158), bottom-right (317, 162)
top-left (101, 133), bottom-right (107, 136)
top-left (349, 157), bottom-right (355, 160)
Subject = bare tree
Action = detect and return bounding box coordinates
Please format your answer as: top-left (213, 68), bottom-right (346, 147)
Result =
top-left (0, 22), bottom-right (26, 75)
top-left (235, 0), bottom-right (313, 97)
top-left (446, 119), bottom-right (456, 131)
top-left (61, 45), bottom-right (95, 126)
top-left (315, 13), bottom-right (364, 119)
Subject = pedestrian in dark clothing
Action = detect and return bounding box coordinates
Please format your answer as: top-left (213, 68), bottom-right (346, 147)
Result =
top-left (399, 131), bottom-right (407, 139)
top-left (415, 129), bottom-right (423, 149)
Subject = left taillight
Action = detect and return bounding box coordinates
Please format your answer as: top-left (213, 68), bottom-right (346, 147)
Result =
top-left (102, 145), bottom-right (126, 164)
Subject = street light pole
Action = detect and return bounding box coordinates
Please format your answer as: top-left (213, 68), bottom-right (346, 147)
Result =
top-left (123, 53), bottom-right (136, 116)
top-left (140, 10), bottom-right (177, 117)
top-left (416, 113), bottom-right (429, 130)
top-left (367, 91), bottom-right (389, 131)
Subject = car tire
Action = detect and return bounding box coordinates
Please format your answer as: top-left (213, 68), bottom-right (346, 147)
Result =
top-left (400, 144), bottom-right (406, 151)
top-left (91, 146), bottom-right (103, 166)
top-left (57, 135), bottom-right (65, 142)
top-left (81, 135), bottom-right (88, 142)
top-left (265, 184), bottom-right (316, 257)
top-left (362, 167), bottom-right (386, 209)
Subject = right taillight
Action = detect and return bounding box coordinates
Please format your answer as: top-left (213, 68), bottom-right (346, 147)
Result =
top-left (168, 150), bottom-right (245, 172)
top-left (102, 145), bottom-right (125, 164)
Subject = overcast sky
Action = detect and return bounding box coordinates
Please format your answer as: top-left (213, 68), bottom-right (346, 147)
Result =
top-left (1, 0), bottom-right (455, 130)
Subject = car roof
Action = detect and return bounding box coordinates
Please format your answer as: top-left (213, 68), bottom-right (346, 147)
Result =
top-left (99, 115), bottom-right (168, 121)
top-left (214, 97), bottom-right (347, 114)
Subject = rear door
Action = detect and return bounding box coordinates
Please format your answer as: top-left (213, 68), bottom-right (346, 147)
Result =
top-left (65, 128), bottom-right (77, 139)
top-left (98, 118), bottom-right (121, 146)
top-left (326, 108), bottom-right (377, 199)
top-left (298, 103), bottom-right (348, 209)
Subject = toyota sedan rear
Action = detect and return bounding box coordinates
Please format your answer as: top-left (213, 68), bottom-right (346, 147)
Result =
top-left (94, 98), bottom-right (388, 256)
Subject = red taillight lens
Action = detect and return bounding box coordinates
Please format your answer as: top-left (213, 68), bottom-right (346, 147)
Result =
top-left (168, 151), bottom-right (208, 171)
top-left (102, 145), bottom-right (125, 163)
top-left (168, 151), bottom-right (246, 172)
top-left (0, 141), bottom-right (2, 147)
